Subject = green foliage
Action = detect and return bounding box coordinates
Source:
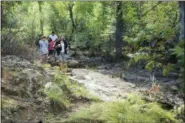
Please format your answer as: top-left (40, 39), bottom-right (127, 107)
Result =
top-left (43, 64), bottom-right (51, 69)
top-left (54, 71), bottom-right (101, 101)
top-left (43, 72), bottom-right (72, 111)
top-left (170, 40), bottom-right (184, 78)
top-left (162, 63), bottom-right (173, 76)
top-left (1, 97), bottom-right (18, 109)
top-left (44, 83), bottom-right (70, 111)
top-left (171, 46), bottom-right (184, 58)
top-left (173, 105), bottom-right (185, 120)
top-left (145, 60), bottom-right (155, 71)
top-left (66, 93), bottom-right (180, 123)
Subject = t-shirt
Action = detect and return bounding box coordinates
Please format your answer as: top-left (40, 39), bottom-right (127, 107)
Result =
top-left (39, 40), bottom-right (48, 54)
top-left (55, 40), bottom-right (62, 55)
top-left (48, 40), bottom-right (55, 51)
top-left (61, 42), bottom-right (65, 53)
top-left (49, 34), bottom-right (58, 41)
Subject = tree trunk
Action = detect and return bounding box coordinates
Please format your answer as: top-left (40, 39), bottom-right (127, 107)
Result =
top-left (115, 1), bottom-right (124, 61)
top-left (38, 1), bottom-right (43, 35)
top-left (68, 3), bottom-right (76, 34)
top-left (179, 1), bottom-right (185, 41)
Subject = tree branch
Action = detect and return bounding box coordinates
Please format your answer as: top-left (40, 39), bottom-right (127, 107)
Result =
top-left (130, 2), bottom-right (162, 28)
top-left (142, 1), bottom-right (161, 17)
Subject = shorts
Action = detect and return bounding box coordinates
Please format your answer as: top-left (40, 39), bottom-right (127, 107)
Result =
top-left (55, 52), bottom-right (66, 63)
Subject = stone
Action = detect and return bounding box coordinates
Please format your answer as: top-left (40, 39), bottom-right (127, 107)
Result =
top-left (68, 50), bottom-right (76, 57)
top-left (67, 60), bottom-right (80, 68)
top-left (75, 75), bottom-right (86, 80)
top-left (76, 51), bottom-right (84, 56)
top-left (85, 75), bottom-right (91, 80)
top-left (170, 85), bottom-right (179, 92)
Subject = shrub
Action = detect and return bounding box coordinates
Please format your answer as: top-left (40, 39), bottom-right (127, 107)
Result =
top-left (67, 94), bottom-right (180, 123)
top-left (44, 82), bottom-right (70, 112)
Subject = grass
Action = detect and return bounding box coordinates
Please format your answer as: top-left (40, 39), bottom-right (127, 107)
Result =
top-left (1, 96), bottom-right (19, 117)
top-left (42, 68), bottom-right (181, 123)
top-left (54, 71), bottom-right (101, 101)
top-left (44, 82), bottom-right (71, 111)
top-left (43, 70), bottom-right (101, 113)
top-left (1, 97), bottom-right (18, 109)
top-left (65, 93), bottom-right (181, 123)
top-left (43, 63), bottom-right (51, 69)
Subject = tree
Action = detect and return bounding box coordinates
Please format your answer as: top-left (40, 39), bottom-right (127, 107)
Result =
top-left (38, 1), bottom-right (43, 35)
top-left (68, 2), bottom-right (76, 41)
top-left (179, 1), bottom-right (185, 41)
top-left (115, 1), bottom-right (124, 60)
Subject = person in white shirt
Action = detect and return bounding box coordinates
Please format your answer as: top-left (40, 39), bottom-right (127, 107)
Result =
top-left (49, 31), bottom-right (58, 42)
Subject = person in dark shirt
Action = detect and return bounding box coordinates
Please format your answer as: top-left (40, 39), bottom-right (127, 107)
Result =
top-left (55, 39), bottom-right (62, 56)
top-left (35, 34), bottom-right (42, 51)
top-left (54, 36), bottom-right (68, 62)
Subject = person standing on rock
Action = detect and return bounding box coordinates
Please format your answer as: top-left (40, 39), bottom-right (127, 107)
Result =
top-left (39, 36), bottom-right (48, 63)
top-left (54, 36), bottom-right (67, 71)
top-left (54, 36), bottom-right (66, 62)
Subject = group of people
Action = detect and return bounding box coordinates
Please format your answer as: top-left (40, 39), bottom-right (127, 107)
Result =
top-left (36, 31), bottom-right (69, 64)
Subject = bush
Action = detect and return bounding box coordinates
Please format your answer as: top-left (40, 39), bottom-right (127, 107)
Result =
top-left (44, 82), bottom-right (70, 112)
top-left (66, 94), bottom-right (180, 123)
top-left (1, 28), bottom-right (39, 61)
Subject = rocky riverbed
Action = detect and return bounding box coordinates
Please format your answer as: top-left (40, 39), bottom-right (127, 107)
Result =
top-left (1, 55), bottom-right (184, 123)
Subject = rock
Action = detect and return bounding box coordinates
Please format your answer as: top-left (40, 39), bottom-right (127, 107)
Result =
top-left (97, 65), bottom-right (107, 69)
top-left (2, 63), bottom-right (45, 98)
top-left (67, 60), bottom-right (80, 68)
top-left (158, 93), bottom-right (183, 108)
top-left (44, 82), bottom-right (53, 90)
top-left (47, 56), bottom-right (56, 66)
top-left (68, 50), bottom-right (76, 57)
top-left (170, 85), bottom-right (179, 92)
top-left (75, 75), bottom-right (86, 80)
top-left (85, 75), bottom-right (91, 80)
top-left (84, 50), bottom-right (90, 56)
top-left (70, 45), bottom-right (76, 50)
top-left (76, 51), bottom-right (84, 56)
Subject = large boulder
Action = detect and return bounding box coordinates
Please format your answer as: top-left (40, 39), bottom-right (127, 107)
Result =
top-left (1, 55), bottom-right (48, 123)
top-left (2, 67), bottom-right (45, 99)
top-left (2, 55), bottom-right (47, 99)
top-left (2, 55), bottom-right (45, 72)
